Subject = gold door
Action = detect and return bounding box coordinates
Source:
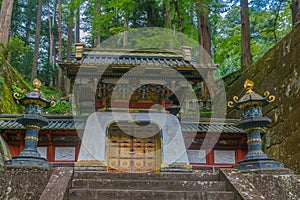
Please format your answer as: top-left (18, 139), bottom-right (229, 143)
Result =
top-left (107, 122), bottom-right (161, 173)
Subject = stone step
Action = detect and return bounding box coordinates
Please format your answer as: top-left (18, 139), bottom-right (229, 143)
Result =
top-left (69, 189), bottom-right (235, 200)
top-left (72, 179), bottom-right (227, 191)
top-left (73, 171), bottom-right (219, 181)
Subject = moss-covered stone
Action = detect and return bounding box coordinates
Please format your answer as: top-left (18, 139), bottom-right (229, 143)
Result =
top-left (226, 23), bottom-right (300, 173)
top-left (0, 62), bottom-right (30, 114)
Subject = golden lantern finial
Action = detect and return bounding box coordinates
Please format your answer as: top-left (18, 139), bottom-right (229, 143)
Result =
top-left (244, 79), bottom-right (254, 94)
top-left (33, 78), bottom-right (42, 90)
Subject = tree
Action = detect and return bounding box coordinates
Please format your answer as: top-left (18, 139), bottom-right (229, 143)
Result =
top-left (196, 1), bottom-right (212, 57)
top-left (291, 0), bottom-right (300, 25)
top-left (31, 0), bottom-right (43, 82)
top-left (240, 0), bottom-right (252, 70)
top-left (48, 0), bottom-right (57, 86)
top-left (93, 0), bottom-right (101, 47)
top-left (57, 0), bottom-right (62, 89)
top-left (196, 1), bottom-right (216, 99)
top-left (75, 0), bottom-right (80, 43)
top-left (0, 0), bottom-right (14, 44)
top-left (64, 0), bottom-right (75, 95)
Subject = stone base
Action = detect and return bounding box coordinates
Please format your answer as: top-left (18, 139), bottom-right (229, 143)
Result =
top-left (160, 163), bottom-right (193, 173)
top-left (241, 168), bottom-right (294, 175)
top-left (238, 158), bottom-right (284, 171)
top-left (74, 160), bottom-right (108, 171)
top-left (6, 156), bottom-right (52, 168)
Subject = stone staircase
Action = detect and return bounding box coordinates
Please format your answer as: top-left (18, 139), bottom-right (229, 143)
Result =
top-left (68, 171), bottom-right (235, 200)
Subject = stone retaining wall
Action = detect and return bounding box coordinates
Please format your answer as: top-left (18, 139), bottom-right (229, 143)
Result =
top-left (0, 166), bottom-right (53, 200)
top-left (226, 23), bottom-right (300, 173)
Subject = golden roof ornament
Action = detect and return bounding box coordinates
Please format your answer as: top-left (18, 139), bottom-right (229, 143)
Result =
top-left (244, 79), bottom-right (254, 94)
top-left (13, 78), bottom-right (56, 108)
top-left (227, 79), bottom-right (275, 109)
top-left (33, 78), bottom-right (42, 90)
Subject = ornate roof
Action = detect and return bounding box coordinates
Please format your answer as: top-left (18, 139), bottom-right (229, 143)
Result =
top-left (0, 115), bottom-right (85, 130)
top-left (58, 48), bottom-right (217, 81)
top-left (0, 114), bottom-right (244, 134)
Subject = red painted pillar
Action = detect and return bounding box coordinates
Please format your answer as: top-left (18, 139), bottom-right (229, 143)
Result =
top-left (75, 145), bottom-right (80, 161)
top-left (207, 149), bottom-right (214, 165)
top-left (48, 144), bottom-right (55, 162)
top-left (236, 147), bottom-right (244, 162)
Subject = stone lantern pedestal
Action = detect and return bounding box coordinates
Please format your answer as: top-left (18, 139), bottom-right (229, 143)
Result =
top-left (228, 80), bottom-right (284, 171)
top-left (6, 79), bottom-right (55, 168)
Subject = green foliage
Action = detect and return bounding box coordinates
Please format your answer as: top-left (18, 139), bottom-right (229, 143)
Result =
top-left (39, 85), bottom-right (72, 114)
top-left (40, 85), bottom-right (64, 99)
top-left (212, 1), bottom-right (292, 77)
top-left (4, 0), bottom-right (294, 86)
top-left (5, 36), bottom-right (31, 81)
top-left (44, 100), bottom-right (72, 114)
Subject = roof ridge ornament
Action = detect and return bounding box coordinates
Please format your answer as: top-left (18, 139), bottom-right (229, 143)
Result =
top-left (228, 79), bottom-right (276, 109)
top-left (244, 79), bottom-right (254, 94)
top-left (33, 78), bottom-right (42, 91)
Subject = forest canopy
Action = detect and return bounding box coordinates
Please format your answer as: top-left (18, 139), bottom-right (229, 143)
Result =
top-left (0, 0), bottom-right (297, 91)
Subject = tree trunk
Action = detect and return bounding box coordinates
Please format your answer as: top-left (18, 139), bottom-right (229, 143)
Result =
top-left (64, 21), bottom-right (72, 95)
top-left (164, 0), bottom-right (171, 29)
top-left (57, 0), bottom-right (62, 90)
top-left (174, 0), bottom-right (182, 33)
top-left (24, 16), bottom-right (32, 46)
top-left (174, 0), bottom-right (183, 45)
top-left (123, 20), bottom-right (128, 47)
top-left (240, 0), bottom-right (252, 70)
top-left (164, 0), bottom-right (172, 49)
top-left (0, 0), bottom-right (14, 44)
top-left (75, 4), bottom-right (80, 43)
top-left (64, 3), bottom-right (74, 96)
top-left (93, 0), bottom-right (101, 47)
top-left (291, 0), bottom-right (300, 25)
top-left (31, 0), bottom-right (43, 82)
top-left (48, 0), bottom-right (56, 86)
top-left (196, 2), bottom-right (216, 99)
top-left (273, 1), bottom-right (283, 43)
top-left (196, 3), bottom-right (212, 59)
top-left (146, 0), bottom-right (153, 27)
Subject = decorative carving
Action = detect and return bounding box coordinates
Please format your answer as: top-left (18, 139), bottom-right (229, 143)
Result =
top-left (55, 147), bottom-right (76, 161)
top-left (227, 101), bottom-right (234, 108)
top-left (33, 78), bottom-right (42, 90)
top-left (244, 79), bottom-right (254, 94)
top-left (264, 91), bottom-right (270, 98)
top-left (214, 150), bottom-right (235, 164)
top-left (186, 150), bottom-right (206, 164)
top-left (263, 91), bottom-right (275, 102)
top-left (267, 95), bottom-right (275, 102)
top-left (228, 79), bottom-right (276, 109)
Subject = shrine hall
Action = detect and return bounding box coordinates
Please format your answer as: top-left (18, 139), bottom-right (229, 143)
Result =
top-left (0, 45), bottom-right (248, 173)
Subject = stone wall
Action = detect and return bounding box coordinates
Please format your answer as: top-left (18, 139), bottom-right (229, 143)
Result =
top-left (0, 167), bottom-right (53, 200)
top-left (243, 170), bottom-right (300, 200)
top-left (220, 169), bottom-right (300, 200)
top-left (226, 23), bottom-right (300, 173)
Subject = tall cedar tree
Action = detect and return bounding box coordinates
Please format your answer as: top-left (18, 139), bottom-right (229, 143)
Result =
top-left (65, 1), bottom-right (75, 95)
top-left (31, 0), bottom-right (43, 82)
top-left (291, 0), bottom-right (300, 25)
top-left (57, 0), bottom-right (62, 90)
top-left (49, 0), bottom-right (56, 86)
top-left (0, 0), bottom-right (14, 44)
top-left (240, 0), bottom-right (252, 70)
top-left (93, 0), bottom-right (101, 47)
top-left (75, 2), bottom-right (80, 43)
top-left (196, 1), bottom-right (216, 98)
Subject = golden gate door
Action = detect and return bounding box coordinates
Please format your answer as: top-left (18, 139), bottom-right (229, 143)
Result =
top-left (107, 122), bottom-right (161, 173)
